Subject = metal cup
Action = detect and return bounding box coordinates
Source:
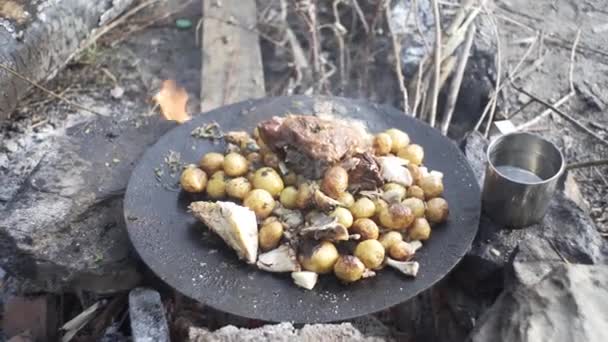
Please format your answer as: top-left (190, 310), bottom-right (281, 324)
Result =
top-left (482, 132), bottom-right (565, 228)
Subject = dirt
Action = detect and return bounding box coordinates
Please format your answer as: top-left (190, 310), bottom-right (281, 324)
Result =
top-left (488, 0), bottom-right (608, 232)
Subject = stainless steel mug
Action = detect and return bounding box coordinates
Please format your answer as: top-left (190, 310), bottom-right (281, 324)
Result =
top-left (482, 132), bottom-right (565, 228)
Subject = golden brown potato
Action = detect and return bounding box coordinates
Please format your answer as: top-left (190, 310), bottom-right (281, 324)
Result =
top-left (252, 167), bottom-right (285, 197)
top-left (389, 241), bottom-right (416, 261)
top-left (350, 218), bottom-right (379, 240)
top-left (398, 144), bottom-right (424, 165)
top-left (337, 192), bottom-right (355, 208)
top-left (379, 231), bottom-right (403, 251)
top-left (407, 185), bottom-right (425, 200)
top-left (333, 255), bottom-right (365, 283)
top-left (385, 128), bottom-right (410, 153)
top-left (206, 171), bottom-right (227, 198)
top-left (243, 189), bottom-right (275, 219)
top-left (407, 164), bottom-right (423, 184)
top-left (223, 152), bottom-right (249, 177)
top-left (354, 240), bottom-right (385, 269)
top-left (259, 220), bottom-right (284, 251)
top-left (225, 177), bottom-right (252, 199)
top-left (378, 203), bottom-right (415, 231)
top-left (299, 241), bottom-right (339, 274)
top-left (321, 166), bottom-right (349, 199)
top-left (296, 182), bottom-right (315, 209)
top-left (402, 197), bottom-right (426, 218)
top-left (419, 175), bottom-right (444, 199)
top-left (180, 167), bottom-right (208, 193)
top-left (246, 152), bottom-right (262, 165)
top-left (199, 152), bottom-right (224, 175)
top-left (283, 171), bottom-right (297, 186)
top-left (330, 207), bottom-right (354, 228)
top-left (279, 186), bottom-right (299, 209)
top-left (383, 183), bottom-right (407, 201)
top-left (373, 133), bottom-right (393, 155)
top-left (425, 198), bottom-right (449, 224)
top-left (410, 217), bottom-right (431, 240)
top-left (263, 152), bottom-right (281, 169)
top-left (350, 197), bottom-right (376, 219)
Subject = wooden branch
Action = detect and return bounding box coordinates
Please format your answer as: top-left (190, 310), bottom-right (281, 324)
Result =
top-left (441, 23), bottom-right (476, 135)
top-left (200, 0), bottom-right (265, 111)
top-left (429, 0), bottom-right (442, 127)
top-left (512, 86), bottom-right (608, 147)
top-left (567, 159), bottom-right (608, 170)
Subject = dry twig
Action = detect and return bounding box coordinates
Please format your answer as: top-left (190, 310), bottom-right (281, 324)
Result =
top-left (386, 0), bottom-right (410, 113)
top-left (351, 0), bottom-right (370, 33)
top-left (441, 23), bottom-right (476, 135)
top-left (483, 12), bottom-right (502, 137)
top-left (516, 29), bottom-right (581, 130)
top-left (513, 86), bottom-right (608, 147)
top-left (429, 0), bottom-right (442, 127)
top-left (567, 159), bottom-right (608, 170)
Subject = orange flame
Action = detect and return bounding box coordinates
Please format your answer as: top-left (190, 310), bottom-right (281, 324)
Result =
top-left (153, 80), bottom-right (191, 123)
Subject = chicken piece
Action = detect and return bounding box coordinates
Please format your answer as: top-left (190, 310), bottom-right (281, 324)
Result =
top-left (291, 271), bottom-right (319, 290)
top-left (378, 156), bottom-right (413, 186)
top-left (189, 201), bottom-right (258, 264)
top-left (257, 245), bottom-right (301, 272)
top-left (257, 115), bottom-right (369, 178)
top-left (346, 153), bottom-right (384, 191)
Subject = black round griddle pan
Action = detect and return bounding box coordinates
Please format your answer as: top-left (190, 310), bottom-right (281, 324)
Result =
top-left (124, 95), bottom-right (481, 323)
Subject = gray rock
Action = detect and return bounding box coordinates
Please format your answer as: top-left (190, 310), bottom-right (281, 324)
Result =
top-left (0, 0), bottom-right (136, 121)
top-left (129, 288), bottom-right (170, 342)
top-left (469, 264), bottom-right (608, 342)
top-left (460, 131), bottom-right (488, 187)
top-left (0, 116), bottom-right (173, 293)
top-left (188, 322), bottom-right (390, 342)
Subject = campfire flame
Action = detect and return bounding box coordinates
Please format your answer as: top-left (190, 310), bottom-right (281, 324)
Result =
top-left (154, 80), bottom-right (191, 123)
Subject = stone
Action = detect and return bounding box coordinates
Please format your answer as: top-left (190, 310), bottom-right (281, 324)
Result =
top-left (188, 322), bottom-right (389, 342)
top-left (129, 288), bottom-right (170, 342)
top-left (1, 295), bottom-right (58, 342)
top-left (460, 131), bottom-right (488, 187)
top-left (469, 264), bottom-right (608, 342)
top-left (0, 115), bottom-right (173, 293)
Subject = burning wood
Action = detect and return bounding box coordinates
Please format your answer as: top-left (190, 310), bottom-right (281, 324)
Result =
top-left (154, 80), bottom-right (190, 123)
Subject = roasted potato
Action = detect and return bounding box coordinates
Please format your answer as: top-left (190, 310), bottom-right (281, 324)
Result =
top-left (243, 189), bottom-right (275, 219)
top-left (419, 175), bottom-right (444, 199)
top-left (373, 133), bottom-right (393, 155)
top-left (333, 255), bottom-right (365, 283)
top-left (223, 152), bottom-right (249, 177)
top-left (283, 171), bottom-right (297, 186)
top-left (350, 197), bottom-right (376, 219)
top-left (279, 186), bottom-right (299, 209)
top-left (354, 240), bottom-right (385, 269)
top-left (407, 185), bottom-right (425, 200)
top-left (425, 198), bottom-right (449, 224)
top-left (263, 152), bottom-right (281, 169)
top-left (337, 192), bottom-right (355, 208)
top-left (407, 164), bottom-right (423, 184)
top-left (199, 152), bottom-right (224, 175)
top-left (397, 144), bottom-right (424, 165)
top-left (410, 217), bottom-right (431, 240)
top-left (378, 203), bottom-right (415, 231)
top-left (321, 166), bottom-right (349, 199)
top-left (389, 241), bottom-right (415, 261)
top-left (402, 197), bottom-right (426, 218)
top-left (259, 220), bottom-right (284, 251)
top-left (225, 177), bottom-right (252, 199)
top-left (206, 171), bottom-right (227, 198)
top-left (383, 183), bottom-right (407, 202)
top-left (296, 182), bottom-right (315, 209)
top-left (385, 128), bottom-right (410, 153)
top-left (350, 218), bottom-right (379, 240)
top-left (330, 207), bottom-right (354, 228)
top-left (180, 167), bottom-right (207, 193)
top-left (299, 241), bottom-right (339, 274)
top-left (379, 231), bottom-right (403, 251)
top-left (252, 167), bottom-right (284, 197)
